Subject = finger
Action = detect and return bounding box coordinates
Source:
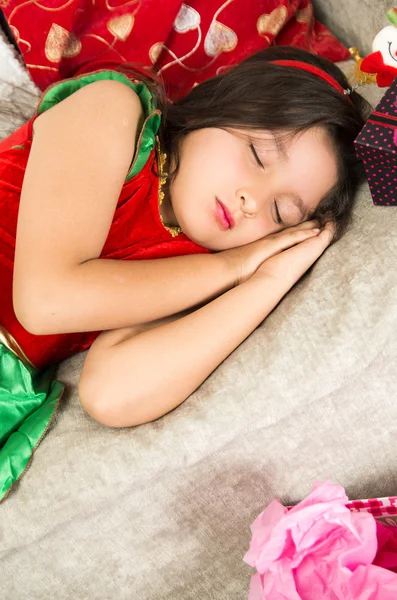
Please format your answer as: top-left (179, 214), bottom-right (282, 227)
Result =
top-left (268, 225), bottom-right (321, 255)
top-left (284, 219), bottom-right (321, 232)
top-left (321, 220), bottom-right (336, 241)
top-left (263, 224), bottom-right (333, 282)
top-left (286, 221), bottom-right (335, 251)
top-left (296, 219), bottom-right (321, 230)
top-left (285, 224), bottom-right (333, 265)
top-left (297, 222), bottom-right (335, 252)
top-left (265, 220), bottom-right (321, 244)
top-left (266, 220), bottom-right (320, 241)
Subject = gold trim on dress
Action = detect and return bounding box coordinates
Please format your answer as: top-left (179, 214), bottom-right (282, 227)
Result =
top-left (156, 136), bottom-right (182, 238)
top-left (0, 325), bottom-right (36, 369)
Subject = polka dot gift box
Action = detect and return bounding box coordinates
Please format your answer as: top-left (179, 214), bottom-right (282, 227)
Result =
top-left (354, 79), bottom-right (397, 207)
top-left (355, 8), bottom-right (397, 206)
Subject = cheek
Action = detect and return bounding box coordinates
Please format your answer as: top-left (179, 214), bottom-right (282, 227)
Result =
top-left (203, 153), bottom-right (241, 184)
top-left (183, 151), bottom-right (245, 198)
top-left (171, 160), bottom-right (204, 206)
top-left (239, 217), bottom-right (278, 245)
top-left (199, 133), bottom-right (248, 179)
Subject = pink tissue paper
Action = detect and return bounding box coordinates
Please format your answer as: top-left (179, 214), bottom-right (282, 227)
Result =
top-left (243, 481), bottom-right (397, 599)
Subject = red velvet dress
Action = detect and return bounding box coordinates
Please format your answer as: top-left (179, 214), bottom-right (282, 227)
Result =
top-left (0, 68), bottom-right (212, 371)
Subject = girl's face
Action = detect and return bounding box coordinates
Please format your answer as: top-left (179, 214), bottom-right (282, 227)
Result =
top-left (164, 126), bottom-right (338, 251)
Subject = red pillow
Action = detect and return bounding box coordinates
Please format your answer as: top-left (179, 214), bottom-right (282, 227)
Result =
top-left (2, 0), bottom-right (349, 101)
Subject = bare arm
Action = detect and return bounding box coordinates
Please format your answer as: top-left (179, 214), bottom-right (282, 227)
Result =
top-left (17, 252), bottom-right (234, 335)
top-left (79, 273), bottom-right (286, 427)
top-left (79, 226), bottom-right (333, 428)
top-left (13, 78), bottom-right (234, 335)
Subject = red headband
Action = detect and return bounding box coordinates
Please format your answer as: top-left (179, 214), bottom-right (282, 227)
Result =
top-left (270, 59), bottom-right (353, 103)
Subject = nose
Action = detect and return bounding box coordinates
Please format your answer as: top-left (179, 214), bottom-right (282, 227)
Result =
top-left (239, 190), bottom-right (259, 217)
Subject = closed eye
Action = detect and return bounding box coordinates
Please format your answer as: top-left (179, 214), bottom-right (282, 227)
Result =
top-left (274, 200), bottom-right (284, 226)
top-left (250, 143), bottom-right (264, 168)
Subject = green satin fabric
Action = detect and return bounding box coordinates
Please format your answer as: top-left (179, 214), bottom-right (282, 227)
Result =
top-left (0, 343), bottom-right (64, 502)
top-left (36, 70), bottom-right (161, 181)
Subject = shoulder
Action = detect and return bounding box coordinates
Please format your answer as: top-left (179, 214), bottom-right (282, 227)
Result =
top-left (70, 77), bottom-right (144, 114)
top-left (33, 77), bottom-right (144, 136)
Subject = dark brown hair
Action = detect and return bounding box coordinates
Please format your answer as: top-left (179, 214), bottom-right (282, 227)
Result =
top-left (159, 46), bottom-right (372, 241)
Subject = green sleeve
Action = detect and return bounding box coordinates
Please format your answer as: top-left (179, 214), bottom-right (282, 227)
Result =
top-left (36, 70), bottom-right (161, 180)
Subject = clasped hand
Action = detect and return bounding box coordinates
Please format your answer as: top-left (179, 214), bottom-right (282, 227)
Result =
top-left (220, 220), bottom-right (336, 288)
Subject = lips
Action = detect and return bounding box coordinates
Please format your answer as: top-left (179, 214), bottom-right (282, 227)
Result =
top-left (215, 198), bottom-right (235, 230)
